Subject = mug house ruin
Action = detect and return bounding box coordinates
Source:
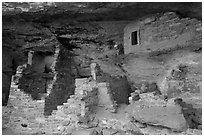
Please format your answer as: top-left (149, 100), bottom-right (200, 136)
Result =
top-left (2, 2), bottom-right (202, 135)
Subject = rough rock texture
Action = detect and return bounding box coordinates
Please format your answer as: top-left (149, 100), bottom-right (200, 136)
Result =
top-left (2, 2), bottom-right (202, 20)
top-left (175, 94), bottom-right (202, 129)
top-left (126, 93), bottom-right (187, 131)
top-left (159, 51), bottom-right (202, 97)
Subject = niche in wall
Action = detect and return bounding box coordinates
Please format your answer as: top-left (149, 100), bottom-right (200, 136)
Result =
top-left (31, 51), bottom-right (54, 73)
top-left (131, 30), bottom-right (140, 45)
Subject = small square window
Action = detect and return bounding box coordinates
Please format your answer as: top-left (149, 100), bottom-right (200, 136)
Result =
top-left (131, 30), bottom-right (140, 45)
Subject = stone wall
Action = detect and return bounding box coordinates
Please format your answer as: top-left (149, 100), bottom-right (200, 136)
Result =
top-left (3, 83), bottom-right (45, 134)
top-left (18, 37), bottom-right (58, 100)
top-left (97, 71), bottom-right (132, 104)
top-left (44, 45), bottom-right (75, 115)
top-left (124, 12), bottom-right (202, 54)
top-left (97, 82), bottom-right (117, 112)
top-left (44, 78), bottom-right (99, 134)
top-left (2, 46), bottom-right (28, 105)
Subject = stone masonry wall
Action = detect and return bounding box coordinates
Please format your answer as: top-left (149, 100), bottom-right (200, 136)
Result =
top-left (18, 37), bottom-right (58, 100)
top-left (46, 41), bottom-right (60, 96)
top-left (97, 82), bottom-right (117, 113)
top-left (3, 83), bottom-right (45, 134)
top-left (97, 72), bottom-right (133, 104)
top-left (43, 78), bottom-right (98, 134)
top-left (124, 12), bottom-right (202, 54)
top-left (44, 45), bottom-right (75, 116)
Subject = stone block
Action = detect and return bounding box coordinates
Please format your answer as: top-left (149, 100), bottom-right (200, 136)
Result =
top-left (71, 128), bottom-right (97, 135)
top-left (62, 120), bottom-right (70, 126)
top-left (102, 128), bottom-right (119, 135)
top-left (126, 101), bottom-right (187, 131)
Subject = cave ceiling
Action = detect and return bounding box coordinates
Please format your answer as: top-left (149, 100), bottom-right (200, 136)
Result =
top-left (2, 2), bottom-right (202, 21)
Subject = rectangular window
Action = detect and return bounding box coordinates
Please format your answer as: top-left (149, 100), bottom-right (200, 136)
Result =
top-left (131, 30), bottom-right (140, 45)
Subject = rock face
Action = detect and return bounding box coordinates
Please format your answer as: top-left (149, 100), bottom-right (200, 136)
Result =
top-left (126, 93), bottom-right (187, 131)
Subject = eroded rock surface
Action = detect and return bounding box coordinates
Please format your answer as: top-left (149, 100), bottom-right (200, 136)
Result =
top-left (126, 93), bottom-right (187, 131)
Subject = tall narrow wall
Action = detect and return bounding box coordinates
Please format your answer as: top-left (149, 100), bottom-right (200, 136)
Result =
top-left (44, 45), bottom-right (75, 115)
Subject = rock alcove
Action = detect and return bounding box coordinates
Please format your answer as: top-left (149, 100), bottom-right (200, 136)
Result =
top-left (2, 2), bottom-right (202, 135)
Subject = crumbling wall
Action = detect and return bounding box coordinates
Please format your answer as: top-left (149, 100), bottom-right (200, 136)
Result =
top-left (44, 45), bottom-right (75, 116)
top-left (97, 82), bottom-right (117, 112)
top-left (159, 52), bottom-right (202, 98)
top-left (18, 74), bottom-right (47, 99)
top-left (18, 52), bottom-right (55, 100)
top-left (71, 55), bottom-right (92, 78)
top-left (124, 12), bottom-right (202, 54)
top-left (18, 37), bottom-right (58, 100)
top-left (4, 85), bottom-right (45, 134)
top-left (97, 71), bottom-right (133, 104)
top-left (2, 47), bottom-right (15, 105)
top-left (2, 46), bottom-right (27, 105)
top-left (44, 78), bottom-right (98, 134)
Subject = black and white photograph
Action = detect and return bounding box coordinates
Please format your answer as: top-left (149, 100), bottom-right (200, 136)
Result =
top-left (1, 1), bottom-right (202, 135)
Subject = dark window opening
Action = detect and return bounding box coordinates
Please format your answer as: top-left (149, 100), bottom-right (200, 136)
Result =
top-left (131, 30), bottom-right (139, 45)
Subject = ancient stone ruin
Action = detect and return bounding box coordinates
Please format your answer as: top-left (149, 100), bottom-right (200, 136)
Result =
top-left (2, 2), bottom-right (202, 135)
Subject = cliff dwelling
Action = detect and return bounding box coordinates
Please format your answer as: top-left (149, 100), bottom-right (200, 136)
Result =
top-left (2, 2), bottom-right (202, 135)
